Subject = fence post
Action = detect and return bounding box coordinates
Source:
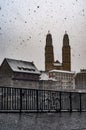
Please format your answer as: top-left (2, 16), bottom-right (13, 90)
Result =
top-left (59, 92), bottom-right (62, 112)
top-left (1, 88), bottom-right (3, 110)
top-left (7, 88), bottom-right (8, 110)
top-left (69, 92), bottom-right (72, 112)
top-left (20, 88), bottom-right (22, 113)
top-left (79, 93), bottom-right (82, 112)
top-left (36, 90), bottom-right (38, 112)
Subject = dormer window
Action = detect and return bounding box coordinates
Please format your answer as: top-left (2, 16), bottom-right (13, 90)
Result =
top-left (17, 66), bottom-right (35, 72)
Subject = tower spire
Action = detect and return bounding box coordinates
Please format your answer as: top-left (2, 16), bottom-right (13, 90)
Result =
top-left (48, 30), bottom-right (50, 34)
top-left (46, 31), bottom-right (52, 46)
top-left (62, 32), bottom-right (71, 71)
top-left (63, 31), bottom-right (69, 46)
top-left (65, 30), bottom-right (67, 34)
top-left (45, 32), bottom-right (54, 71)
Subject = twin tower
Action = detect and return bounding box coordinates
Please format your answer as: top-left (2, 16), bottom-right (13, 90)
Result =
top-left (45, 32), bottom-right (71, 72)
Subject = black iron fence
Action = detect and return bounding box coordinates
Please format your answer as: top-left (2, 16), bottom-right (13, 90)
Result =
top-left (0, 87), bottom-right (86, 112)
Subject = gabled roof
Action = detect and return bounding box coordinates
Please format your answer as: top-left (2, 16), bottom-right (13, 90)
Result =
top-left (54, 60), bottom-right (60, 63)
top-left (54, 60), bottom-right (62, 66)
top-left (3, 58), bottom-right (40, 74)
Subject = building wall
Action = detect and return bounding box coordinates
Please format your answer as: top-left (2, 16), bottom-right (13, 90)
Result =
top-left (0, 75), bottom-right (74, 90)
top-left (49, 70), bottom-right (75, 89)
top-left (53, 65), bottom-right (62, 70)
top-left (0, 75), bottom-right (13, 87)
top-left (62, 46), bottom-right (71, 71)
top-left (39, 80), bottom-right (62, 90)
top-left (13, 72), bottom-right (40, 81)
top-left (75, 71), bottom-right (86, 89)
top-left (0, 60), bottom-right (13, 76)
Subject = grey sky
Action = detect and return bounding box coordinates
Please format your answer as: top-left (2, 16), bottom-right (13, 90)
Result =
top-left (0, 0), bottom-right (86, 72)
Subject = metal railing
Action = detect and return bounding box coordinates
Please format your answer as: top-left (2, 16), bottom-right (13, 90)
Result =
top-left (0, 87), bottom-right (86, 112)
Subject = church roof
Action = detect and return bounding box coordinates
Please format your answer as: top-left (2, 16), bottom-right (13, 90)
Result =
top-left (54, 60), bottom-right (62, 66)
top-left (1, 58), bottom-right (40, 75)
top-left (54, 60), bottom-right (60, 63)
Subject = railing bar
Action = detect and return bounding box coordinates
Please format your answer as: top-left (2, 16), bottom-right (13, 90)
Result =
top-left (59, 92), bottom-right (62, 112)
top-left (26, 90), bottom-right (27, 110)
top-left (42, 91), bottom-right (44, 110)
top-left (0, 87), bottom-right (86, 112)
top-left (1, 88), bottom-right (3, 110)
top-left (20, 88), bottom-right (22, 113)
top-left (10, 88), bottom-right (12, 110)
top-left (27, 90), bottom-right (29, 110)
top-left (28, 90), bottom-right (30, 110)
top-left (12, 88), bottom-right (14, 110)
top-left (14, 89), bottom-right (16, 110)
top-left (16, 89), bottom-right (19, 110)
top-left (70, 92), bottom-right (72, 112)
top-left (30, 90), bottom-right (31, 110)
top-left (36, 90), bottom-right (38, 111)
top-left (79, 93), bottom-right (82, 112)
top-left (32, 91), bottom-right (34, 110)
top-left (4, 88), bottom-right (7, 109)
top-left (44, 91), bottom-right (45, 110)
top-left (34, 90), bottom-right (35, 110)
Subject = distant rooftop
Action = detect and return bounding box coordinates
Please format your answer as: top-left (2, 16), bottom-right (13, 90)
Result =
top-left (49, 69), bottom-right (75, 74)
top-left (54, 60), bottom-right (62, 66)
top-left (3, 58), bottom-right (40, 74)
top-left (80, 69), bottom-right (86, 73)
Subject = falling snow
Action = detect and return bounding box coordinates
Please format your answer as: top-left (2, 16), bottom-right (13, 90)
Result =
top-left (0, 0), bottom-right (86, 71)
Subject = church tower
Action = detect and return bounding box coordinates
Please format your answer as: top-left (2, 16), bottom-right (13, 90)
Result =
top-left (62, 32), bottom-right (71, 71)
top-left (45, 32), bottom-right (54, 71)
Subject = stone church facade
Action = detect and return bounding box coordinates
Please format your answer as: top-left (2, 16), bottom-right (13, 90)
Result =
top-left (45, 32), bottom-right (71, 72)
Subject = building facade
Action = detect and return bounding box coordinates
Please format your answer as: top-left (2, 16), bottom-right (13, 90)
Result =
top-left (75, 69), bottom-right (86, 89)
top-left (0, 58), bottom-right (74, 90)
top-left (45, 32), bottom-right (71, 72)
top-left (0, 58), bottom-right (40, 88)
top-left (49, 70), bottom-right (75, 89)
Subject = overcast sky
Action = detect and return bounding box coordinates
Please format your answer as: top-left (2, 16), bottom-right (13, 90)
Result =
top-left (0, 0), bottom-right (86, 72)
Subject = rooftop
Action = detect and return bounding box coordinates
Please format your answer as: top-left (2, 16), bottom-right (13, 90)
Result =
top-left (4, 58), bottom-right (40, 74)
top-left (49, 69), bottom-right (75, 74)
top-left (80, 69), bottom-right (86, 73)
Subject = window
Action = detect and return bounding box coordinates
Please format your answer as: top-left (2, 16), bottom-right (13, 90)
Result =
top-left (17, 66), bottom-right (35, 71)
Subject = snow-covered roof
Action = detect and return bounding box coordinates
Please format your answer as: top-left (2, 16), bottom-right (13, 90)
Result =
top-left (49, 69), bottom-right (75, 74)
top-left (40, 71), bottom-right (57, 81)
top-left (40, 72), bottom-right (49, 80)
top-left (4, 58), bottom-right (40, 74)
top-left (55, 60), bottom-right (60, 63)
top-left (80, 69), bottom-right (86, 73)
top-left (53, 63), bottom-right (62, 66)
top-left (54, 60), bottom-right (62, 66)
